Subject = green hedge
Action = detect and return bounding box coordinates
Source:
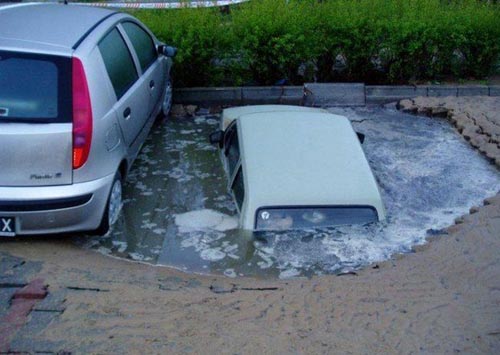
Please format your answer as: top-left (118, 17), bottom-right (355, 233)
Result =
top-left (131, 0), bottom-right (500, 87)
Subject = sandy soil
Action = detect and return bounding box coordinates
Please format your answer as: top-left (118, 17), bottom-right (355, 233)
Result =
top-left (1, 97), bottom-right (499, 354)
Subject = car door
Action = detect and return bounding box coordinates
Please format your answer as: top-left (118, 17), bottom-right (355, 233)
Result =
top-left (98, 27), bottom-right (150, 151)
top-left (121, 21), bottom-right (166, 119)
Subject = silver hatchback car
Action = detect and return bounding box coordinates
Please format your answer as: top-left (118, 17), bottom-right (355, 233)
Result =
top-left (0, 3), bottom-right (176, 236)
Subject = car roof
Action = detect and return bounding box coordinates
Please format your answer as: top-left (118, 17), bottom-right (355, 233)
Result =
top-left (0, 3), bottom-right (117, 53)
top-left (237, 111), bottom-right (385, 222)
top-left (221, 105), bottom-right (328, 130)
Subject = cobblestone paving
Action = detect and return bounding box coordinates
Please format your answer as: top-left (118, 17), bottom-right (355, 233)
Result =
top-left (398, 96), bottom-right (500, 167)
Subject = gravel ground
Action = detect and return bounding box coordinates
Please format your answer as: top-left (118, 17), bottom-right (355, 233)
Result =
top-left (0, 97), bottom-right (499, 354)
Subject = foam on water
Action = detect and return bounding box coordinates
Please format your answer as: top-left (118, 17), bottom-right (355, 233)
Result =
top-left (81, 107), bottom-right (500, 278)
top-left (175, 209), bottom-right (238, 233)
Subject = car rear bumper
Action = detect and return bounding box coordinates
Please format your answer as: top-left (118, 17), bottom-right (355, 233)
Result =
top-left (0, 174), bottom-right (115, 235)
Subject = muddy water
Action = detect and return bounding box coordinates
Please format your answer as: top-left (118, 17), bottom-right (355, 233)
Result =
top-left (79, 107), bottom-right (500, 278)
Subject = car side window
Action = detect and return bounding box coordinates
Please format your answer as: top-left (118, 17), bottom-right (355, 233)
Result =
top-left (225, 125), bottom-right (240, 178)
top-left (98, 28), bottom-right (138, 100)
top-left (121, 22), bottom-right (157, 72)
top-left (223, 120), bottom-right (236, 151)
top-left (231, 167), bottom-right (245, 211)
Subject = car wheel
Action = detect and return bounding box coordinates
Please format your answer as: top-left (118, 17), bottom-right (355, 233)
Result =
top-left (162, 78), bottom-right (173, 117)
top-left (96, 171), bottom-right (123, 235)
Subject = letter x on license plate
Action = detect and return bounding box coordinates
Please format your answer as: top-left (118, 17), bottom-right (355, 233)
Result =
top-left (0, 217), bottom-right (16, 237)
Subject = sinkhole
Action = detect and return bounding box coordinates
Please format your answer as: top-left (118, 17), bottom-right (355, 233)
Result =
top-left (78, 106), bottom-right (500, 279)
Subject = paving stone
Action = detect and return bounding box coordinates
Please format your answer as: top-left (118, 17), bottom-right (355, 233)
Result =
top-left (33, 291), bottom-right (67, 313)
top-left (462, 125), bottom-right (478, 141)
top-left (13, 279), bottom-right (47, 300)
top-left (469, 134), bottom-right (489, 149)
top-left (9, 316), bottom-right (66, 354)
top-left (0, 288), bottom-right (18, 317)
top-left (454, 114), bottom-right (472, 131)
top-left (431, 106), bottom-right (449, 117)
top-left (483, 143), bottom-right (499, 160)
top-left (0, 252), bottom-right (42, 285)
top-left (484, 194), bottom-right (500, 205)
top-left (6, 292), bottom-right (67, 353)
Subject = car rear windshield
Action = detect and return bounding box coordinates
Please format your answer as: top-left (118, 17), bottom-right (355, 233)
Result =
top-left (255, 206), bottom-right (379, 230)
top-left (0, 51), bottom-right (71, 123)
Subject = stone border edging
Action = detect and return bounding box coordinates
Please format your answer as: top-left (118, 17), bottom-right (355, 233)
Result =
top-left (173, 84), bottom-right (500, 106)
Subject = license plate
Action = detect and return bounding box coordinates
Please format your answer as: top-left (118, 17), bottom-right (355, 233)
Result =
top-left (0, 217), bottom-right (16, 237)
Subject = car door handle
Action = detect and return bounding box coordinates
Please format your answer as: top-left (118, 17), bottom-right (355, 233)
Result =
top-left (123, 107), bottom-right (131, 118)
top-left (149, 80), bottom-right (155, 89)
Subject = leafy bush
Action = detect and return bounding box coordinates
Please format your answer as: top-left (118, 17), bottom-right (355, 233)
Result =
top-left (230, 0), bottom-right (320, 85)
top-left (132, 7), bottom-right (230, 87)
top-left (132, 0), bottom-right (500, 87)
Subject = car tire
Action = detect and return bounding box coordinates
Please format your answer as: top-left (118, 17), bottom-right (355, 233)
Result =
top-left (161, 78), bottom-right (173, 117)
top-left (96, 171), bottom-right (123, 236)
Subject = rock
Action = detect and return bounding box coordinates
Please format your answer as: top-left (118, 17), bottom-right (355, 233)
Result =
top-left (170, 104), bottom-right (186, 117)
top-left (184, 105), bottom-right (198, 116)
top-left (332, 53), bottom-right (348, 73)
top-left (397, 99), bottom-right (417, 113)
top-left (196, 107), bottom-right (210, 116)
top-left (209, 106), bottom-right (223, 114)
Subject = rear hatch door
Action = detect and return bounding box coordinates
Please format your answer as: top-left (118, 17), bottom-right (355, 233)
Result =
top-left (0, 50), bottom-right (73, 187)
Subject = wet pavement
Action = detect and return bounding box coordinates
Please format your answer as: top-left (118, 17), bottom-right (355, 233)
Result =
top-left (77, 106), bottom-right (500, 278)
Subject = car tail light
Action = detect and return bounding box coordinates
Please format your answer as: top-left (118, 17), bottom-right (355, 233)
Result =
top-left (72, 57), bottom-right (92, 169)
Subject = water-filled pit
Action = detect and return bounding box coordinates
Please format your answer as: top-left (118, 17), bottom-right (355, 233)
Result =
top-left (78, 106), bottom-right (500, 279)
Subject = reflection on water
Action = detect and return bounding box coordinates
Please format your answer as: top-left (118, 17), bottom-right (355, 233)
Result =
top-left (79, 107), bottom-right (500, 278)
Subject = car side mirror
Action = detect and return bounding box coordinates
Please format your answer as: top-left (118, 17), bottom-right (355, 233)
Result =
top-left (158, 45), bottom-right (177, 58)
top-left (209, 130), bottom-right (224, 148)
top-left (356, 132), bottom-right (365, 144)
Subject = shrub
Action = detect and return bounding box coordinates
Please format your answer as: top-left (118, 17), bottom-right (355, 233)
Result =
top-left (230, 0), bottom-right (320, 85)
top-left (132, 0), bottom-right (500, 87)
top-left (132, 7), bottom-right (230, 87)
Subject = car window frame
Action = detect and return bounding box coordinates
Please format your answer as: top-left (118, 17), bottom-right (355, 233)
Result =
top-left (97, 25), bottom-right (139, 101)
top-left (230, 165), bottom-right (245, 213)
top-left (221, 120), bottom-right (245, 213)
top-left (223, 120), bottom-right (237, 156)
top-left (119, 20), bottom-right (158, 74)
top-left (223, 120), bottom-right (243, 183)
